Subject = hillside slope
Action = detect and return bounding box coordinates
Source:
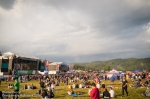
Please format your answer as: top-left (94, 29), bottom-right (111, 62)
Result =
top-left (71, 58), bottom-right (150, 71)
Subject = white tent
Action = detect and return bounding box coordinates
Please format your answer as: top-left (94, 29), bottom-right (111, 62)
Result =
top-left (106, 69), bottom-right (120, 78)
top-left (109, 69), bottom-right (119, 73)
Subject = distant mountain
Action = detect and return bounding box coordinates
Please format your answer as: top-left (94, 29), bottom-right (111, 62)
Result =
top-left (71, 58), bottom-right (150, 71)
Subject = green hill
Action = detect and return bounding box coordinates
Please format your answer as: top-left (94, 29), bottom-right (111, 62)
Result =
top-left (71, 58), bottom-right (150, 71)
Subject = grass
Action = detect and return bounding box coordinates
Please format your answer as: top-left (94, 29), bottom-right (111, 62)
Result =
top-left (0, 79), bottom-right (149, 99)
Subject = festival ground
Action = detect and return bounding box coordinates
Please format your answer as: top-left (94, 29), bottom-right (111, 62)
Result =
top-left (0, 79), bottom-right (149, 99)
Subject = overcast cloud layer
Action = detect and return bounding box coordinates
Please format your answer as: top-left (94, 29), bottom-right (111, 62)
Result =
top-left (0, 0), bottom-right (150, 62)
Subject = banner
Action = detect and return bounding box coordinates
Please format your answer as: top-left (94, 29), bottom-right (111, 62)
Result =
top-left (38, 61), bottom-right (44, 72)
top-left (13, 59), bottom-right (38, 70)
top-left (40, 65), bottom-right (44, 72)
top-left (16, 70), bottom-right (37, 75)
top-left (1, 58), bottom-right (9, 72)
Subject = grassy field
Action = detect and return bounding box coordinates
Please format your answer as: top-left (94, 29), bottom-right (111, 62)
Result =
top-left (0, 79), bottom-right (149, 99)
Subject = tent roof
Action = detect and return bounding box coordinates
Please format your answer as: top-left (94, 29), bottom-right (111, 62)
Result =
top-left (109, 69), bottom-right (119, 73)
top-left (2, 52), bottom-right (39, 60)
top-left (15, 53), bottom-right (39, 60)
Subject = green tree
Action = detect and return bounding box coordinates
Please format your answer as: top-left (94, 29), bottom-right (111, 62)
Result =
top-left (103, 65), bottom-right (111, 71)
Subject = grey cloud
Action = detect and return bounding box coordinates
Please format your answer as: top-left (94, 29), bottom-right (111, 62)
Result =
top-left (36, 0), bottom-right (150, 35)
top-left (0, 0), bottom-right (150, 62)
top-left (0, 0), bottom-right (16, 10)
top-left (47, 0), bottom-right (150, 39)
top-left (39, 50), bottom-right (150, 63)
top-left (38, 55), bottom-right (74, 62)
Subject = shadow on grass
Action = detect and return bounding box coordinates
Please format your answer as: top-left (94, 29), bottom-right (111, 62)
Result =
top-left (76, 91), bottom-right (86, 95)
top-left (109, 83), bottom-right (121, 86)
top-left (55, 88), bottom-right (64, 91)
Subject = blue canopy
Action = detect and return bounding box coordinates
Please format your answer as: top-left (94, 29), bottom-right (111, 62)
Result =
top-left (131, 70), bottom-right (142, 73)
top-left (60, 62), bottom-right (68, 66)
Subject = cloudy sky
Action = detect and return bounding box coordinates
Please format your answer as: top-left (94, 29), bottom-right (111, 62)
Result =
top-left (0, 0), bottom-right (150, 62)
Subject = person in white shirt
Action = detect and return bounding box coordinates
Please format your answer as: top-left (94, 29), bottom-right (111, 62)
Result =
top-left (79, 84), bottom-right (82, 88)
top-left (96, 83), bottom-right (101, 89)
top-left (28, 84), bottom-right (31, 89)
top-left (109, 87), bottom-right (115, 98)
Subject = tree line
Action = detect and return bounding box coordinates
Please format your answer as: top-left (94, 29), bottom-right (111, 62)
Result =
top-left (72, 58), bottom-right (150, 71)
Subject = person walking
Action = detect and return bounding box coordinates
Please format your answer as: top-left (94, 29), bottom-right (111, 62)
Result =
top-left (122, 77), bottom-right (128, 97)
top-left (89, 82), bottom-right (100, 99)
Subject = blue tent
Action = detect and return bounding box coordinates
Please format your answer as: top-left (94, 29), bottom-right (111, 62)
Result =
top-left (110, 76), bottom-right (115, 82)
top-left (60, 62), bottom-right (68, 66)
top-left (131, 70), bottom-right (142, 73)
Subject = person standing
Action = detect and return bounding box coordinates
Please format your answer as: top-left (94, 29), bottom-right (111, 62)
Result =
top-left (122, 77), bottom-right (128, 97)
top-left (13, 79), bottom-right (20, 99)
top-left (66, 77), bottom-right (68, 85)
top-left (40, 80), bottom-right (45, 93)
top-left (89, 82), bottom-right (100, 99)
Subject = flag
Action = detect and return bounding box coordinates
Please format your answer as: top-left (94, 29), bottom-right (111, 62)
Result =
top-left (1, 58), bottom-right (9, 72)
top-left (56, 63), bottom-right (60, 71)
top-left (45, 60), bottom-right (49, 71)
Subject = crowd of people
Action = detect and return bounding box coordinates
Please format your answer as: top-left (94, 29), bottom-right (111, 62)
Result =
top-left (0, 70), bottom-right (150, 99)
top-left (23, 83), bottom-right (37, 90)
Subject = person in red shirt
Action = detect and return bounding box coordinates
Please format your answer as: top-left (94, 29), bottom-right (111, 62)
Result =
top-left (90, 82), bottom-right (100, 99)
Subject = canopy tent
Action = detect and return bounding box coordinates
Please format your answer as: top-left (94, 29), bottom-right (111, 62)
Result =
top-left (106, 69), bottom-right (120, 79)
top-left (131, 69), bottom-right (142, 73)
top-left (109, 69), bottom-right (120, 73)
